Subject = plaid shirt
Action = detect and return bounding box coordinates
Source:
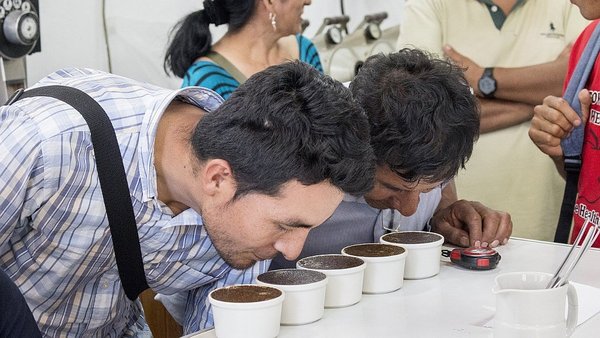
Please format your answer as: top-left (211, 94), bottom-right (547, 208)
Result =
top-left (0, 68), bottom-right (265, 336)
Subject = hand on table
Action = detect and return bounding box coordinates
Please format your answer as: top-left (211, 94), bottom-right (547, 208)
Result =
top-left (430, 200), bottom-right (512, 248)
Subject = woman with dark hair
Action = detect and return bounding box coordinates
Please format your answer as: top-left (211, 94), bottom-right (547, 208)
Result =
top-left (164, 0), bottom-right (321, 99)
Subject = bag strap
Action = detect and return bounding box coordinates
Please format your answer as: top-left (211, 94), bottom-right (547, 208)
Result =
top-left (206, 51), bottom-right (247, 84)
top-left (555, 160), bottom-right (581, 243)
top-left (7, 86), bottom-right (149, 300)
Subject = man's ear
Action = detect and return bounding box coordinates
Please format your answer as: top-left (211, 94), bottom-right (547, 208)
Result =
top-left (201, 159), bottom-right (237, 199)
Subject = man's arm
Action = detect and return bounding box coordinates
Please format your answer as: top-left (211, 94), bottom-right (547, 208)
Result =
top-left (479, 98), bottom-right (534, 133)
top-left (443, 44), bottom-right (570, 106)
top-left (490, 47), bottom-right (570, 105)
top-left (430, 180), bottom-right (513, 248)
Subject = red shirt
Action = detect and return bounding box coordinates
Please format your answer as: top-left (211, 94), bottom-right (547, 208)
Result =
top-left (565, 20), bottom-right (600, 247)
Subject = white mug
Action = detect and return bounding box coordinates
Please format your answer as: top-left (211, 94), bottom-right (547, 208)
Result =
top-left (492, 272), bottom-right (578, 338)
top-left (297, 254), bottom-right (366, 308)
top-left (256, 269), bottom-right (328, 325)
top-left (209, 285), bottom-right (284, 338)
top-left (379, 231), bottom-right (443, 279)
top-left (341, 243), bottom-right (407, 294)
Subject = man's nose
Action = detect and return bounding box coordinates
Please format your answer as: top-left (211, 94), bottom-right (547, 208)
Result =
top-left (274, 228), bottom-right (311, 261)
top-left (391, 192), bottom-right (420, 216)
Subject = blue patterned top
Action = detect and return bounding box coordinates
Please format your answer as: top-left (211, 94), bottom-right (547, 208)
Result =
top-left (182, 35), bottom-right (323, 99)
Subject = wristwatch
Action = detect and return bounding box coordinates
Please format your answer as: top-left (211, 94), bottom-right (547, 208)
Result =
top-left (478, 67), bottom-right (497, 98)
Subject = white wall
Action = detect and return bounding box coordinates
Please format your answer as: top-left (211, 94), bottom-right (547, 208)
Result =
top-left (26, 1), bottom-right (108, 83)
top-left (26, 0), bottom-right (404, 89)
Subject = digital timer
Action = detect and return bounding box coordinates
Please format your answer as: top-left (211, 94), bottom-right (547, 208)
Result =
top-left (449, 247), bottom-right (501, 270)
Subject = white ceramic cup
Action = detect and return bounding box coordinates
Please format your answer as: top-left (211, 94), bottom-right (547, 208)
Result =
top-left (380, 231), bottom-right (444, 279)
top-left (256, 269), bottom-right (328, 325)
top-left (208, 284), bottom-right (284, 338)
top-left (296, 254), bottom-right (366, 308)
top-left (492, 271), bottom-right (578, 338)
top-left (341, 243), bottom-right (407, 294)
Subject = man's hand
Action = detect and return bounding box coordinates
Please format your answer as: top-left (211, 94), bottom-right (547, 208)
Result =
top-left (443, 45), bottom-right (482, 93)
top-left (430, 200), bottom-right (512, 248)
top-left (529, 89), bottom-right (591, 158)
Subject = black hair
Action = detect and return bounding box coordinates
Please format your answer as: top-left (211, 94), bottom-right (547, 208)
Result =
top-left (192, 61), bottom-right (376, 198)
top-left (164, 0), bottom-right (256, 78)
top-left (350, 48), bottom-right (480, 183)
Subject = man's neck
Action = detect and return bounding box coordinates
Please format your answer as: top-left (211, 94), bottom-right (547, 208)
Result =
top-left (153, 101), bottom-right (205, 215)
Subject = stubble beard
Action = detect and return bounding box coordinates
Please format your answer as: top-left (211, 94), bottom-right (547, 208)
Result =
top-left (202, 219), bottom-right (257, 270)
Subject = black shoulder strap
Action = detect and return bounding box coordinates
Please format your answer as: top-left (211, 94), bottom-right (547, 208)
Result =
top-left (555, 156), bottom-right (581, 243)
top-left (7, 86), bottom-right (149, 300)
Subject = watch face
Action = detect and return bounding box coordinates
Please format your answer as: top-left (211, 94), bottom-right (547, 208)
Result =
top-left (478, 76), bottom-right (496, 96)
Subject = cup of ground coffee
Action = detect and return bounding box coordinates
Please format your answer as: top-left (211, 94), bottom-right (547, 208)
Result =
top-left (208, 284), bottom-right (284, 338)
top-left (380, 231), bottom-right (444, 279)
top-left (296, 254), bottom-right (366, 308)
top-left (256, 269), bottom-right (328, 325)
top-left (342, 243), bottom-right (407, 294)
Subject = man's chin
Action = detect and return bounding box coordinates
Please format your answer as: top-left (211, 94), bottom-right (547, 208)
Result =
top-left (225, 255), bottom-right (274, 270)
top-left (226, 259), bottom-right (257, 270)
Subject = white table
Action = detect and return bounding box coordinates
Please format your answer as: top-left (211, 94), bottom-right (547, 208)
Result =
top-left (188, 238), bottom-right (600, 338)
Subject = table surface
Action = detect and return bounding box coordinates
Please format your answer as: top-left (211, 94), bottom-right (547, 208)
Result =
top-left (187, 238), bottom-right (600, 338)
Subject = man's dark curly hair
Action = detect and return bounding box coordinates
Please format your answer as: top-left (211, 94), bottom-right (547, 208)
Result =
top-left (350, 48), bottom-right (480, 183)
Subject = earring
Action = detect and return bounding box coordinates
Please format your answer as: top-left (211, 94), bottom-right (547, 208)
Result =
top-left (269, 12), bottom-right (277, 31)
